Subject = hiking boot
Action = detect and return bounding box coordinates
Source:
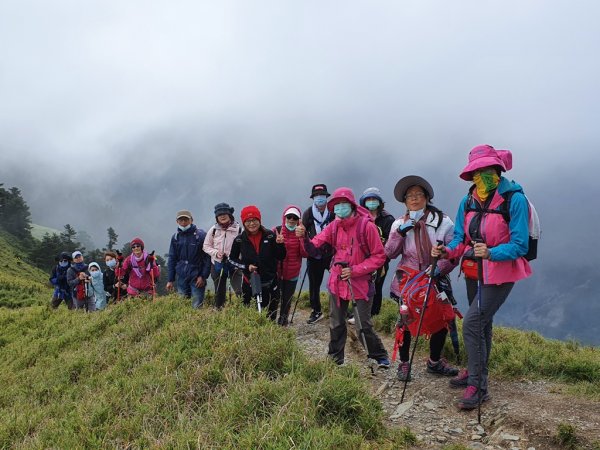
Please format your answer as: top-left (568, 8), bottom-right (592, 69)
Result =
top-left (277, 316), bottom-right (289, 327)
top-left (457, 385), bottom-right (490, 410)
top-left (307, 311), bottom-right (323, 324)
top-left (449, 369), bottom-right (469, 388)
top-left (377, 358), bottom-right (391, 369)
top-left (427, 358), bottom-right (459, 376)
top-left (396, 361), bottom-right (412, 381)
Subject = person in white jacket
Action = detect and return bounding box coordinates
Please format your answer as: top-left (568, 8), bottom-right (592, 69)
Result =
top-left (203, 202), bottom-right (243, 308)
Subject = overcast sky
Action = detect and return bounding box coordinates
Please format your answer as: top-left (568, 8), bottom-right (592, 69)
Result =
top-left (1, 1), bottom-right (599, 340)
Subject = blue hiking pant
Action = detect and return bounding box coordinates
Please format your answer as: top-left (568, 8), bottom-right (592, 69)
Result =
top-left (177, 277), bottom-right (206, 309)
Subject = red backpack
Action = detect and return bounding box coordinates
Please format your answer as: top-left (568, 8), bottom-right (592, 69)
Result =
top-left (392, 265), bottom-right (455, 361)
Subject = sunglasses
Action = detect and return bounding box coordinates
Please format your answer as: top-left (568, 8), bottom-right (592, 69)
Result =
top-left (285, 214), bottom-right (299, 220)
top-left (131, 244), bottom-right (142, 248)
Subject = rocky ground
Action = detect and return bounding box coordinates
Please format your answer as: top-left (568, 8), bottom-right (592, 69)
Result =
top-left (290, 309), bottom-right (600, 449)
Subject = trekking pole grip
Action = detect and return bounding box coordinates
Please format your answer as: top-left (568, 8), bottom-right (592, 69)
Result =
top-left (431, 239), bottom-right (443, 276)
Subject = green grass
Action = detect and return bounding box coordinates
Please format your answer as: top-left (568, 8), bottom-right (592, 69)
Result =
top-left (0, 231), bottom-right (50, 308)
top-left (0, 297), bottom-right (416, 449)
top-left (30, 223), bottom-right (61, 241)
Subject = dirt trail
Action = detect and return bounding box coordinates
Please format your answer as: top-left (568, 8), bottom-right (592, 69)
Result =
top-left (290, 309), bottom-right (600, 449)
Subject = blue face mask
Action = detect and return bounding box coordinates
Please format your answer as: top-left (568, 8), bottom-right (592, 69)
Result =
top-left (333, 203), bottom-right (353, 219)
top-left (313, 195), bottom-right (327, 207)
top-left (59, 261), bottom-right (69, 268)
top-left (90, 270), bottom-right (102, 279)
top-left (365, 199), bottom-right (380, 211)
top-left (106, 259), bottom-right (117, 269)
top-left (178, 224), bottom-right (191, 232)
top-left (285, 223), bottom-right (297, 231)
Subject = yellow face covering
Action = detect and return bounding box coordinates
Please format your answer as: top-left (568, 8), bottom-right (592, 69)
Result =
top-left (473, 171), bottom-right (500, 201)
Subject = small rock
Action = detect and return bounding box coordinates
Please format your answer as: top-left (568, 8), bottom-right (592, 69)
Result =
top-left (423, 401), bottom-right (436, 410)
top-left (390, 399), bottom-right (413, 419)
top-left (448, 427), bottom-right (464, 434)
top-left (501, 433), bottom-right (520, 441)
top-left (471, 434), bottom-right (483, 441)
top-left (468, 443), bottom-right (485, 449)
top-left (425, 426), bottom-right (434, 432)
top-left (468, 419), bottom-right (478, 425)
top-left (510, 447), bottom-right (520, 450)
top-left (527, 447), bottom-right (536, 450)
top-left (375, 381), bottom-right (388, 396)
top-left (436, 435), bottom-right (447, 443)
top-left (474, 424), bottom-right (485, 435)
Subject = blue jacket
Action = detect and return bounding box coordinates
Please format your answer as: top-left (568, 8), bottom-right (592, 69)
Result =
top-left (168, 225), bottom-right (211, 283)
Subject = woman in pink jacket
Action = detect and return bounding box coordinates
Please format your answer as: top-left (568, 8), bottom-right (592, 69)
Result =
top-left (432, 144), bottom-right (532, 410)
top-left (297, 187), bottom-right (390, 368)
top-left (122, 237), bottom-right (160, 297)
top-left (274, 205), bottom-right (308, 326)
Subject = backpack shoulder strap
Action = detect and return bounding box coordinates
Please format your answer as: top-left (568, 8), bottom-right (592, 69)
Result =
top-left (357, 216), bottom-right (372, 258)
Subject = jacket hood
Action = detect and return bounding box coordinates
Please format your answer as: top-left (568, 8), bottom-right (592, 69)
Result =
top-left (327, 187), bottom-right (371, 221)
top-left (281, 204), bottom-right (302, 226)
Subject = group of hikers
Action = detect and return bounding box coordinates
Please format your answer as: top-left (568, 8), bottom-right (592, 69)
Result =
top-left (48, 144), bottom-right (535, 411)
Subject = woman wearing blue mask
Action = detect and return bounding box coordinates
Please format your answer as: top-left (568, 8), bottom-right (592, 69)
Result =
top-left (103, 251), bottom-right (129, 303)
top-left (301, 184), bottom-right (335, 324)
top-left (88, 262), bottom-right (107, 310)
top-left (274, 205), bottom-right (308, 326)
top-left (386, 176), bottom-right (459, 382)
top-left (298, 187), bottom-right (390, 368)
top-left (359, 187), bottom-right (395, 316)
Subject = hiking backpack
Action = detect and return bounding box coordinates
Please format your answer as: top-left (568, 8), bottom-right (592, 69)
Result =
top-left (465, 187), bottom-right (540, 261)
top-left (391, 265), bottom-right (456, 361)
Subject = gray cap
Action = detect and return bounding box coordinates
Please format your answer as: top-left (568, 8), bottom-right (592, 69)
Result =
top-left (393, 175), bottom-right (434, 202)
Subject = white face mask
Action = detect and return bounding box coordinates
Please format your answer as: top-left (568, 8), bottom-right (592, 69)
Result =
top-left (178, 224), bottom-right (191, 232)
top-left (409, 209), bottom-right (425, 222)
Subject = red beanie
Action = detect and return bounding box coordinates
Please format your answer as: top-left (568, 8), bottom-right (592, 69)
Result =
top-left (130, 237), bottom-right (145, 249)
top-left (241, 205), bottom-right (261, 224)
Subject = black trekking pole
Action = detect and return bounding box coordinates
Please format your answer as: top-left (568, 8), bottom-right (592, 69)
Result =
top-left (335, 262), bottom-right (377, 375)
top-left (400, 240), bottom-right (443, 404)
top-left (289, 266), bottom-right (308, 324)
top-left (475, 239), bottom-right (484, 424)
top-left (250, 271), bottom-right (263, 313)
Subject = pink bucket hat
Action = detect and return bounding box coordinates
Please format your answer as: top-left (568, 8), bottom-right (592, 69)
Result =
top-left (459, 144), bottom-right (513, 181)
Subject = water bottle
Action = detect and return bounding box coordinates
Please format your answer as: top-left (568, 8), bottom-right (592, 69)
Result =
top-left (399, 304), bottom-right (409, 326)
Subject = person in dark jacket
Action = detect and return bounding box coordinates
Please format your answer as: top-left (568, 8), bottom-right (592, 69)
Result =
top-left (301, 183), bottom-right (335, 324)
top-left (50, 251), bottom-right (73, 309)
top-left (229, 205), bottom-right (286, 321)
top-left (103, 251), bottom-right (129, 303)
top-left (67, 250), bottom-right (96, 312)
top-left (359, 187), bottom-right (395, 316)
top-left (166, 210), bottom-right (211, 308)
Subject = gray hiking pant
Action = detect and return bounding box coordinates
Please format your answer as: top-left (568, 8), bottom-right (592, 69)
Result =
top-left (464, 280), bottom-right (514, 391)
top-left (328, 294), bottom-right (388, 364)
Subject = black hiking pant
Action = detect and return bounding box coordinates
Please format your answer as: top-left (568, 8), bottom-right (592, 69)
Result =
top-left (371, 260), bottom-right (390, 316)
top-left (307, 258), bottom-right (329, 314)
top-left (328, 294), bottom-right (388, 363)
top-left (278, 278), bottom-right (298, 324)
top-left (399, 327), bottom-right (448, 362)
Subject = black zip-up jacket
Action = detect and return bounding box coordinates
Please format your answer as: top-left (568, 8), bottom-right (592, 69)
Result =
top-left (302, 206), bottom-right (335, 264)
top-left (229, 227), bottom-right (286, 283)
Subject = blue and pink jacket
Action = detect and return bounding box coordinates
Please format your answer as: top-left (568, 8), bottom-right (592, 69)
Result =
top-left (445, 177), bottom-right (532, 285)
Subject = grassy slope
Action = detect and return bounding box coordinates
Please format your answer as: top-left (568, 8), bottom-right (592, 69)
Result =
top-left (0, 231), bottom-right (50, 308)
top-left (373, 299), bottom-right (600, 398)
top-left (0, 298), bottom-right (415, 449)
top-left (30, 224), bottom-right (61, 241)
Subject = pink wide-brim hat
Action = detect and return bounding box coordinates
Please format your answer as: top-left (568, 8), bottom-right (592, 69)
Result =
top-left (459, 144), bottom-right (513, 181)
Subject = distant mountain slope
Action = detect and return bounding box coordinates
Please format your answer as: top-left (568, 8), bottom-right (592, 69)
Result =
top-left (0, 231), bottom-right (50, 308)
top-left (30, 223), bottom-right (61, 240)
